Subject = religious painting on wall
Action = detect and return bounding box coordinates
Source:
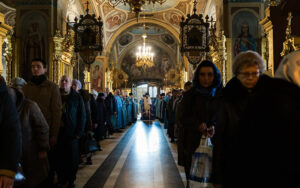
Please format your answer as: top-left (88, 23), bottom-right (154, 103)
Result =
top-left (232, 11), bottom-right (258, 56)
top-left (161, 34), bottom-right (175, 45)
top-left (105, 11), bottom-right (126, 31)
top-left (118, 33), bottom-right (133, 46)
top-left (91, 59), bottom-right (104, 92)
top-left (21, 13), bottom-right (48, 80)
top-left (165, 11), bottom-right (182, 28)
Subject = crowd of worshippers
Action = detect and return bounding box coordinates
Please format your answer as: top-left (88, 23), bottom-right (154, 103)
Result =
top-left (136, 50), bottom-right (299, 188)
top-left (0, 58), bottom-right (138, 188)
top-left (1, 50), bottom-right (300, 188)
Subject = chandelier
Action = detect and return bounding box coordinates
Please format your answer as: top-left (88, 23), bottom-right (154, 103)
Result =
top-left (109, 0), bottom-right (167, 16)
top-left (136, 23), bottom-right (154, 69)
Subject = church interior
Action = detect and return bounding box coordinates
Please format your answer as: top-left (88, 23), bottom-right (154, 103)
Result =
top-left (0, 0), bottom-right (299, 188)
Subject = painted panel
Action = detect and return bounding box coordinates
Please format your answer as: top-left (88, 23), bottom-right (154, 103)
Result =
top-left (105, 11), bottom-right (126, 31)
top-left (232, 11), bottom-right (258, 56)
top-left (21, 12), bottom-right (48, 80)
top-left (129, 25), bottom-right (165, 35)
top-left (91, 59), bottom-right (104, 92)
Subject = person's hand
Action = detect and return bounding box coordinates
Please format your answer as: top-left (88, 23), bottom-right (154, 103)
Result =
top-left (207, 126), bottom-right (215, 138)
top-left (49, 136), bottom-right (57, 147)
top-left (0, 175), bottom-right (14, 188)
top-left (114, 112), bottom-right (117, 115)
top-left (199, 123), bottom-right (207, 134)
top-left (93, 123), bottom-right (98, 129)
top-left (75, 136), bottom-right (80, 139)
top-left (38, 151), bottom-right (47, 159)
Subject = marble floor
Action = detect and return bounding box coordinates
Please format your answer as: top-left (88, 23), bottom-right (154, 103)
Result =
top-left (75, 120), bottom-right (186, 188)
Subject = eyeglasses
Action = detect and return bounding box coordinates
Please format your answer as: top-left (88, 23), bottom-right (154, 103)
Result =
top-left (238, 71), bottom-right (260, 78)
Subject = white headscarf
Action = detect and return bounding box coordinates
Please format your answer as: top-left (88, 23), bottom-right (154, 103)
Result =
top-left (275, 50), bottom-right (300, 87)
top-left (91, 89), bottom-right (98, 98)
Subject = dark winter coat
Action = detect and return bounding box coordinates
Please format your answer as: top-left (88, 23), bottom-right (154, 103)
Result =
top-left (13, 88), bottom-right (49, 188)
top-left (213, 75), bottom-right (300, 187)
top-left (96, 97), bottom-right (107, 125)
top-left (105, 92), bottom-right (117, 116)
top-left (23, 78), bottom-right (62, 139)
top-left (0, 80), bottom-right (22, 178)
top-left (79, 89), bottom-right (92, 131)
top-left (176, 60), bottom-right (222, 174)
top-left (60, 89), bottom-right (86, 138)
top-left (89, 94), bottom-right (98, 126)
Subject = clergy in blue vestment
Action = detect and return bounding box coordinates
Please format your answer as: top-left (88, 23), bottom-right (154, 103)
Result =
top-left (127, 93), bottom-right (134, 124)
top-left (114, 89), bottom-right (123, 130)
top-left (121, 93), bottom-right (128, 128)
top-left (163, 93), bottom-right (171, 129)
top-left (155, 95), bottom-right (162, 119)
top-left (133, 98), bottom-right (138, 122)
top-left (159, 93), bottom-right (166, 121)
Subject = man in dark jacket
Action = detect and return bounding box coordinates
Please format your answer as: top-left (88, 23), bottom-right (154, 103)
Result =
top-left (57, 75), bottom-right (86, 188)
top-left (0, 76), bottom-right (22, 188)
top-left (22, 58), bottom-right (62, 187)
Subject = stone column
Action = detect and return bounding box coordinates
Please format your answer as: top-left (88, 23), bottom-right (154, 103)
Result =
top-left (0, 13), bottom-right (12, 76)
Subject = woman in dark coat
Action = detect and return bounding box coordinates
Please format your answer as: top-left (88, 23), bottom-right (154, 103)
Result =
top-left (8, 87), bottom-right (49, 188)
top-left (176, 60), bottom-right (223, 187)
top-left (212, 51), bottom-right (300, 188)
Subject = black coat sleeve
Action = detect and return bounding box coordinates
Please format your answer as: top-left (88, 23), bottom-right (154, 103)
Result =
top-left (0, 84), bottom-right (22, 178)
top-left (75, 96), bottom-right (86, 138)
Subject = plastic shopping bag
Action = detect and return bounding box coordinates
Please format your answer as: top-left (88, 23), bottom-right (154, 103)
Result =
top-left (189, 135), bottom-right (213, 188)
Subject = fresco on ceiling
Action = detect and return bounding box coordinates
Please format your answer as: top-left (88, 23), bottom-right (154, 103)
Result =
top-left (91, 59), bottom-right (104, 92)
top-left (129, 25), bottom-right (165, 35)
top-left (161, 34), bottom-right (175, 45)
top-left (105, 11), bottom-right (126, 31)
top-left (165, 11), bottom-right (182, 28)
top-left (118, 33), bottom-right (133, 46)
top-left (115, 0), bottom-right (179, 12)
top-left (21, 12), bottom-right (48, 81)
top-left (232, 11), bottom-right (258, 56)
top-left (120, 43), bottom-right (175, 83)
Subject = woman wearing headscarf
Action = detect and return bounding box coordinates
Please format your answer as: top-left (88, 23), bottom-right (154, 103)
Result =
top-left (213, 50), bottom-right (300, 188)
top-left (8, 87), bottom-right (49, 188)
top-left (176, 60), bottom-right (223, 187)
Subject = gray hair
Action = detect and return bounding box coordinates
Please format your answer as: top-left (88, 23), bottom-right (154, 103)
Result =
top-left (72, 79), bottom-right (82, 90)
top-left (232, 51), bottom-right (265, 76)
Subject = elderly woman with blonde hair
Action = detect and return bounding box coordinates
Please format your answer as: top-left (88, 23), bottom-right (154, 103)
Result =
top-left (213, 50), bottom-right (300, 188)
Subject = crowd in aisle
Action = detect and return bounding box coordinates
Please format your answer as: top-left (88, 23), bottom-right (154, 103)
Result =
top-left (0, 58), bottom-right (138, 188)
